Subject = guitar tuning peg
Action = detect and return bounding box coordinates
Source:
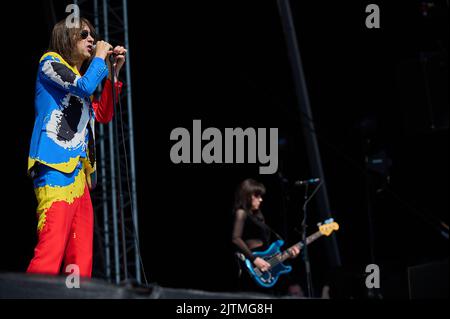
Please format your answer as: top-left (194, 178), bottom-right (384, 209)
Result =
top-left (324, 218), bottom-right (334, 224)
top-left (317, 222), bottom-right (322, 227)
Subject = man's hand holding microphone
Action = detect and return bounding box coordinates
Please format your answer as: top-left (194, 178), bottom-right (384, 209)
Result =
top-left (94, 40), bottom-right (127, 81)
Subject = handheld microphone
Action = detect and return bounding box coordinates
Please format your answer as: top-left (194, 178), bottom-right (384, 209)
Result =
top-left (91, 44), bottom-right (117, 54)
top-left (91, 44), bottom-right (118, 64)
top-left (295, 178), bottom-right (320, 186)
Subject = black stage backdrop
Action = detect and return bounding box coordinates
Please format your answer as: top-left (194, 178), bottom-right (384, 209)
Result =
top-left (1, 0), bottom-right (448, 299)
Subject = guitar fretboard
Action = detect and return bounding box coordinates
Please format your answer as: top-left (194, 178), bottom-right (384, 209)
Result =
top-left (300, 231), bottom-right (322, 248)
top-left (277, 230), bottom-right (323, 264)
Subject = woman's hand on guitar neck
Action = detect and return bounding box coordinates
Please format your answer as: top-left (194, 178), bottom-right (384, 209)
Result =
top-left (254, 257), bottom-right (271, 272)
top-left (288, 246), bottom-right (301, 258)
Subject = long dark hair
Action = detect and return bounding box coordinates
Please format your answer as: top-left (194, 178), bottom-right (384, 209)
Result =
top-left (48, 17), bottom-right (96, 67)
top-left (234, 178), bottom-right (266, 212)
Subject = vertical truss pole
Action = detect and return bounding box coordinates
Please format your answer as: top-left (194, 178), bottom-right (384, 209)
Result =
top-left (94, 0), bottom-right (111, 282)
top-left (122, 0), bottom-right (141, 284)
top-left (103, 0), bottom-right (121, 284)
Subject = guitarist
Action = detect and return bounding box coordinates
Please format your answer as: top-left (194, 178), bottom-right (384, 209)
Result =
top-left (231, 179), bottom-right (300, 292)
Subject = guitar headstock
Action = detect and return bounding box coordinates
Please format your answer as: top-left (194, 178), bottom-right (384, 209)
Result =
top-left (317, 218), bottom-right (339, 236)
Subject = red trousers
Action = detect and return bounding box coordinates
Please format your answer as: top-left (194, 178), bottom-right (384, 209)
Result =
top-left (27, 164), bottom-right (94, 278)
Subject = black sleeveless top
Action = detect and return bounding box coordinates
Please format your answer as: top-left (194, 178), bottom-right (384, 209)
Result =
top-left (242, 211), bottom-right (270, 245)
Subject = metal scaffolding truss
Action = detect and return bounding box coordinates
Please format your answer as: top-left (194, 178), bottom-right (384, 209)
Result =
top-left (51, 0), bottom-right (142, 284)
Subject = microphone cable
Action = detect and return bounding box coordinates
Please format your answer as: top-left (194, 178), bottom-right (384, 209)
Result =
top-left (110, 55), bottom-right (150, 287)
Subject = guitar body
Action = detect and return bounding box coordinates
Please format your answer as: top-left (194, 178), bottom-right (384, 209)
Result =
top-left (244, 240), bottom-right (292, 288)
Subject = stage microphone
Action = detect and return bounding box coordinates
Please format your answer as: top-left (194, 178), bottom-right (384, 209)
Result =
top-left (295, 178), bottom-right (320, 186)
top-left (91, 44), bottom-right (117, 64)
top-left (91, 44), bottom-right (116, 55)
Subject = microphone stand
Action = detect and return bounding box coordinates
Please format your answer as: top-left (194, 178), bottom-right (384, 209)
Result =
top-left (300, 180), bottom-right (323, 298)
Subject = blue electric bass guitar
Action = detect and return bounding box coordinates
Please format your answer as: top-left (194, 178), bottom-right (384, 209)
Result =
top-left (240, 218), bottom-right (339, 288)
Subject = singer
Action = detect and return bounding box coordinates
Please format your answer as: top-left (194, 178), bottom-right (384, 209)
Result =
top-left (27, 18), bottom-right (127, 277)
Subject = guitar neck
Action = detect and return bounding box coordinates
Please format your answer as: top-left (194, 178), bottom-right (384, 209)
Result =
top-left (279, 230), bottom-right (323, 263)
